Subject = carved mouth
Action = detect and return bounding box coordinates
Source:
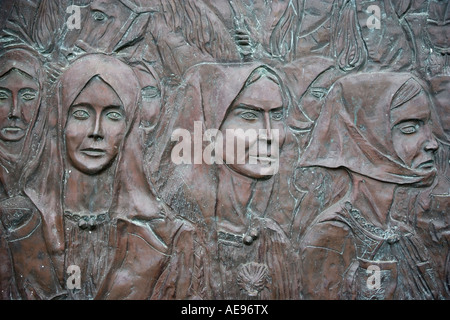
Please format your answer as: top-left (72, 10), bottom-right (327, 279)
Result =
top-left (418, 160), bottom-right (435, 170)
top-left (81, 148), bottom-right (106, 157)
top-left (2, 127), bottom-right (24, 134)
top-left (1, 127), bottom-right (26, 140)
top-left (249, 155), bottom-right (277, 165)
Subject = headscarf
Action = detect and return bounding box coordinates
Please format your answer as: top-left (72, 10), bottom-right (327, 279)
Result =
top-left (25, 53), bottom-right (143, 280)
top-left (299, 71), bottom-right (445, 186)
top-left (148, 62), bottom-right (292, 226)
top-left (0, 46), bottom-right (47, 197)
top-left (146, 62), bottom-right (298, 299)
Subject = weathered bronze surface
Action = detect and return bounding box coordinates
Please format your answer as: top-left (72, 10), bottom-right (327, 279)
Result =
top-left (0, 0), bottom-right (448, 300)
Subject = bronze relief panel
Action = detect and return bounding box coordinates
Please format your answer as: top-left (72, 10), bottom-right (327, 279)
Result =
top-left (0, 0), bottom-right (448, 300)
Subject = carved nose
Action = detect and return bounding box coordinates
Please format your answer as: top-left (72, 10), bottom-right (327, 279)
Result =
top-left (262, 114), bottom-right (273, 141)
top-left (424, 128), bottom-right (439, 153)
top-left (88, 117), bottom-right (104, 140)
top-left (424, 136), bottom-right (439, 153)
top-left (9, 94), bottom-right (21, 119)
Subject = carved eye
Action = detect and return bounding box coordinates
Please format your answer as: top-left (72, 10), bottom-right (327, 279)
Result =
top-left (141, 86), bottom-right (160, 101)
top-left (399, 124), bottom-right (418, 134)
top-left (21, 91), bottom-right (37, 101)
top-left (92, 10), bottom-right (107, 22)
top-left (0, 90), bottom-right (9, 100)
top-left (106, 111), bottom-right (123, 121)
top-left (241, 111), bottom-right (258, 120)
top-left (72, 109), bottom-right (90, 120)
top-left (271, 111), bottom-right (283, 121)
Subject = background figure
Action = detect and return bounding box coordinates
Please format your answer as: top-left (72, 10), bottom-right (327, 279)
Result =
top-left (298, 72), bottom-right (447, 299)
top-left (330, 0), bottom-right (416, 73)
top-left (24, 53), bottom-right (200, 300)
top-left (0, 46), bottom-right (64, 299)
top-left (0, 0), bottom-right (64, 53)
top-left (413, 74), bottom-right (450, 297)
top-left (272, 55), bottom-right (349, 239)
top-left (147, 63), bottom-right (300, 299)
top-left (203, 0), bottom-right (299, 62)
top-left (408, 0), bottom-right (450, 79)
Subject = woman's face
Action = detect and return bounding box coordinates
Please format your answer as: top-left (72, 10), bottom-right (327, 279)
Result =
top-left (0, 69), bottom-right (40, 149)
top-left (65, 77), bottom-right (127, 175)
top-left (219, 76), bottom-right (286, 179)
top-left (68, 0), bottom-right (133, 53)
top-left (391, 93), bottom-right (439, 173)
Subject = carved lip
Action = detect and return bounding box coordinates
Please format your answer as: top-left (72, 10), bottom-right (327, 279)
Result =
top-left (1, 126), bottom-right (26, 139)
top-left (2, 126), bottom-right (25, 133)
top-left (417, 160), bottom-right (435, 169)
top-left (80, 148), bottom-right (106, 157)
top-left (249, 155), bottom-right (277, 165)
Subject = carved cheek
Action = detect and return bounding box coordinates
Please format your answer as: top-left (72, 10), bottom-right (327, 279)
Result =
top-left (65, 118), bottom-right (92, 158)
top-left (20, 96), bottom-right (39, 125)
top-left (0, 97), bottom-right (12, 122)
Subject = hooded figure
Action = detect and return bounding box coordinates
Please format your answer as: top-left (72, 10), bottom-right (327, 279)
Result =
top-left (24, 53), bottom-right (199, 300)
top-left (0, 46), bottom-right (64, 299)
top-left (147, 62), bottom-right (300, 299)
top-left (298, 71), bottom-right (448, 299)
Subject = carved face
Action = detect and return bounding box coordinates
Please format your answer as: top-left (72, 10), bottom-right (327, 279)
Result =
top-left (73, 0), bottom-right (133, 53)
top-left (0, 69), bottom-right (40, 148)
top-left (391, 93), bottom-right (439, 172)
top-left (219, 76), bottom-right (286, 179)
top-left (65, 77), bottom-right (127, 175)
top-left (426, 0), bottom-right (450, 54)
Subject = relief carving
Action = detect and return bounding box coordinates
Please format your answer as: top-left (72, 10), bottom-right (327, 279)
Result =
top-left (0, 0), bottom-right (448, 300)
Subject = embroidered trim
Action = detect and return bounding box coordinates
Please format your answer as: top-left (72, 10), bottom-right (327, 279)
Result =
top-left (218, 231), bottom-right (244, 247)
top-left (344, 202), bottom-right (400, 244)
top-left (64, 211), bottom-right (109, 230)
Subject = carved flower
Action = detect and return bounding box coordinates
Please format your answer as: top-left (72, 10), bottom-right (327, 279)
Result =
top-left (237, 262), bottom-right (270, 297)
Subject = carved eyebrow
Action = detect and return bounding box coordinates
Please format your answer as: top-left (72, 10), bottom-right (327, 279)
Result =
top-left (235, 103), bottom-right (263, 112)
top-left (235, 104), bottom-right (284, 112)
top-left (19, 88), bottom-right (38, 93)
top-left (103, 105), bottom-right (125, 113)
top-left (70, 102), bottom-right (92, 109)
top-left (270, 107), bottom-right (284, 113)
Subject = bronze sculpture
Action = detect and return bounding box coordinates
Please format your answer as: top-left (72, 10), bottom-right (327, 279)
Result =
top-left (0, 0), bottom-right (448, 300)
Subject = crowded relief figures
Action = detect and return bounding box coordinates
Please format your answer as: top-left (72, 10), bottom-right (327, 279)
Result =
top-left (0, 52), bottom-right (203, 300)
top-left (148, 63), bottom-right (299, 299)
top-left (55, 54), bottom-right (203, 300)
top-left (0, 46), bottom-right (64, 299)
top-left (0, 0), bottom-right (449, 300)
top-left (297, 72), bottom-right (449, 299)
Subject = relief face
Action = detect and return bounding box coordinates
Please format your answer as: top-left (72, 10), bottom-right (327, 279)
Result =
top-left (219, 74), bottom-right (286, 179)
top-left (67, 0), bottom-right (133, 53)
top-left (0, 69), bottom-right (39, 150)
top-left (0, 0), bottom-right (449, 302)
top-left (391, 92), bottom-right (439, 173)
top-left (64, 76), bottom-right (126, 175)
